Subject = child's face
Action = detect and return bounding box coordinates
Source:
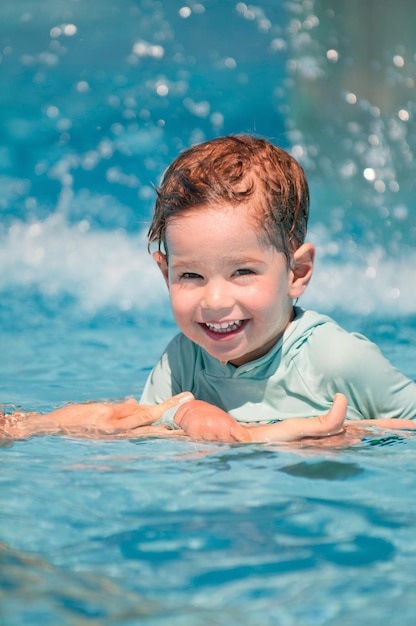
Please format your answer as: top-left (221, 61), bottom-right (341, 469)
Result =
top-left (154, 204), bottom-right (313, 367)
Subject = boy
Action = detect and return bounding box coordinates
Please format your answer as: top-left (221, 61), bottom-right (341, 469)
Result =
top-left (2, 134), bottom-right (415, 443)
top-left (139, 133), bottom-right (416, 441)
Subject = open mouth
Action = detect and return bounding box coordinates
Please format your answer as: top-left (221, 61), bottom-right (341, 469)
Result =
top-left (202, 320), bottom-right (246, 335)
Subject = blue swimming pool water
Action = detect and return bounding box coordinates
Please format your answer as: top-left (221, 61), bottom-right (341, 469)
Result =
top-left (1, 1), bottom-right (416, 624)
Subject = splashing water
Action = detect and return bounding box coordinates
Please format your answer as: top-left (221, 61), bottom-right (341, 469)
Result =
top-left (1, 0), bottom-right (415, 317)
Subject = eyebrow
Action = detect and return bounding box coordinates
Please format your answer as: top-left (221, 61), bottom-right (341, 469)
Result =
top-left (170, 255), bottom-right (266, 267)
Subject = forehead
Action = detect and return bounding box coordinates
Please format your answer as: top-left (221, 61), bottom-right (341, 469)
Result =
top-left (165, 203), bottom-right (261, 241)
top-left (163, 204), bottom-right (278, 265)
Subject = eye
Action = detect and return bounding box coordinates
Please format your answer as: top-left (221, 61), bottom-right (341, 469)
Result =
top-left (234, 268), bottom-right (255, 276)
top-left (180, 272), bottom-right (203, 280)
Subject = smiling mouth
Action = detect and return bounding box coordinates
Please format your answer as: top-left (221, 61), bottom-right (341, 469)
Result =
top-left (203, 320), bottom-right (244, 334)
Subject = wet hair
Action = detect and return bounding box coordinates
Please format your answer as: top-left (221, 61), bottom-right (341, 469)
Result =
top-left (147, 134), bottom-right (309, 262)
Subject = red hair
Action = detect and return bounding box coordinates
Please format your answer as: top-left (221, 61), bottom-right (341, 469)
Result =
top-left (148, 134), bottom-right (309, 261)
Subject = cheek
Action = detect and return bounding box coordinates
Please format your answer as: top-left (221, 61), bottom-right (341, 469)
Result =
top-left (247, 281), bottom-right (284, 310)
top-left (169, 288), bottom-right (194, 319)
top-left (252, 287), bottom-right (290, 324)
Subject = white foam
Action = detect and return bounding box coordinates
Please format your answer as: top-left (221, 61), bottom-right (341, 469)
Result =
top-left (0, 213), bottom-right (167, 312)
top-left (1, 213), bottom-right (415, 316)
top-left (303, 256), bottom-right (416, 316)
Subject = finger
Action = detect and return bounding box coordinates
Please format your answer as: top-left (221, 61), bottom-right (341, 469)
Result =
top-left (144, 392), bottom-right (194, 422)
top-left (159, 392), bottom-right (194, 410)
top-left (299, 393), bottom-right (348, 438)
top-left (125, 425), bottom-right (188, 438)
top-left (112, 393), bottom-right (194, 424)
top-left (271, 393), bottom-right (348, 442)
top-left (114, 393), bottom-right (195, 430)
top-left (314, 393), bottom-right (348, 435)
top-left (110, 400), bottom-right (140, 419)
top-left (230, 423), bottom-right (252, 443)
top-left (194, 424), bottom-right (251, 443)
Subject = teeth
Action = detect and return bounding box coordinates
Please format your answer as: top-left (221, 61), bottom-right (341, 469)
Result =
top-left (205, 320), bottom-right (243, 333)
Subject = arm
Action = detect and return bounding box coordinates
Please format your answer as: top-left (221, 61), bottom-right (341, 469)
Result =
top-left (0, 393), bottom-right (193, 440)
top-left (312, 325), bottom-right (416, 421)
top-left (174, 395), bottom-right (416, 444)
top-left (174, 394), bottom-right (349, 443)
top-left (359, 418), bottom-right (415, 429)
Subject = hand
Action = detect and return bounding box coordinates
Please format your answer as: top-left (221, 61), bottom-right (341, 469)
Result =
top-left (248, 393), bottom-right (348, 443)
top-left (247, 396), bottom-right (416, 446)
top-left (0, 393), bottom-right (194, 440)
top-left (174, 400), bottom-right (252, 442)
top-left (174, 394), bottom-right (348, 444)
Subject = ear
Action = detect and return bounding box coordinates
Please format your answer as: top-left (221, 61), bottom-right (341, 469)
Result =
top-left (288, 243), bottom-right (315, 299)
top-left (153, 251), bottom-right (169, 286)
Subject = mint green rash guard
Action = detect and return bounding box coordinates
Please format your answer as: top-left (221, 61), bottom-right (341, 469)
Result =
top-left (140, 308), bottom-right (416, 424)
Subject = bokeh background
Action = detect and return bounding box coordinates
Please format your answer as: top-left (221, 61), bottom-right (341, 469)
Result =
top-left (1, 0), bottom-right (415, 317)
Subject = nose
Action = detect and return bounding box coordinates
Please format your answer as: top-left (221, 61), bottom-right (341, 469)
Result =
top-left (200, 278), bottom-right (235, 312)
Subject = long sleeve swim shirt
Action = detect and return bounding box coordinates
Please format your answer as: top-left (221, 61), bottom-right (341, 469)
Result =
top-left (140, 308), bottom-right (416, 422)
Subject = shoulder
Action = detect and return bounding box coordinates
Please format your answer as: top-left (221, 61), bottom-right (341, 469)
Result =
top-left (287, 309), bottom-right (416, 420)
top-left (311, 321), bottom-right (382, 376)
top-left (290, 309), bottom-right (384, 377)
